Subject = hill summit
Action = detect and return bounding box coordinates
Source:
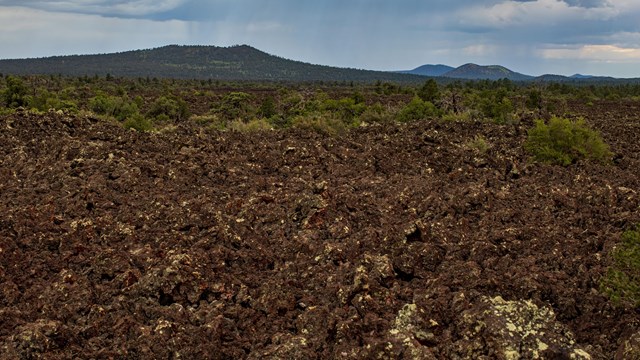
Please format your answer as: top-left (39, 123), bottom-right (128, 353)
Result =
top-left (400, 62), bottom-right (533, 81)
top-left (443, 63), bottom-right (533, 81)
top-left (400, 64), bottom-right (454, 77)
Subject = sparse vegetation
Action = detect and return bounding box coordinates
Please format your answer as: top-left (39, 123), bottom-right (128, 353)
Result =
top-left (291, 113), bottom-right (348, 136)
top-left (0, 73), bottom-right (638, 142)
top-left (600, 226), bottom-right (640, 308)
top-left (228, 118), bottom-right (272, 132)
top-left (0, 71), bottom-right (639, 359)
top-left (466, 135), bottom-right (491, 154)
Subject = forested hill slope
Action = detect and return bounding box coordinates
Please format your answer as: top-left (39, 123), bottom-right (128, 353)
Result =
top-left (0, 45), bottom-right (427, 83)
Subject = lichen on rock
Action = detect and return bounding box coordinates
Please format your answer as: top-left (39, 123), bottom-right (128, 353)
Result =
top-left (448, 295), bottom-right (592, 359)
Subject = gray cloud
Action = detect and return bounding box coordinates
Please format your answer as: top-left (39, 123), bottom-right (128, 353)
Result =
top-left (564, 0), bottom-right (609, 8)
top-left (0, 0), bottom-right (187, 16)
top-left (0, 0), bottom-right (639, 77)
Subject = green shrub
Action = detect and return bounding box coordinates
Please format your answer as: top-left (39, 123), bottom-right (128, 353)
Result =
top-left (466, 135), bottom-right (491, 154)
top-left (441, 110), bottom-right (473, 123)
top-left (525, 88), bottom-right (543, 111)
top-left (27, 88), bottom-right (78, 113)
top-left (281, 92), bottom-right (305, 118)
top-left (418, 79), bottom-right (440, 104)
top-left (600, 226), bottom-right (640, 307)
top-left (267, 115), bottom-right (291, 129)
top-left (258, 96), bottom-right (277, 119)
top-left (123, 114), bottom-right (153, 132)
top-left (215, 92), bottom-right (253, 121)
top-left (397, 96), bottom-right (439, 122)
top-left (3, 76), bottom-right (28, 108)
top-left (90, 93), bottom-right (139, 121)
top-left (524, 116), bottom-right (612, 166)
top-left (321, 97), bottom-right (366, 121)
top-left (481, 96), bottom-right (514, 124)
top-left (148, 96), bottom-right (189, 122)
top-left (359, 102), bottom-right (394, 124)
top-left (468, 88), bottom-right (516, 123)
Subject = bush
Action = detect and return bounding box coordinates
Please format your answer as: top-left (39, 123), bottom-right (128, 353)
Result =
top-left (215, 92), bottom-right (252, 121)
top-left (480, 95), bottom-right (514, 124)
top-left (600, 226), bottom-right (640, 307)
top-left (28, 88), bottom-right (78, 113)
top-left (466, 135), bottom-right (491, 154)
top-left (148, 96), bottom-right (189, 122)
top-left (90, 93), bottom-right (139, 121)
top-left (3, 76), bottom-right (28, 108)
top-left (267, 115), bottom-right (291, 129)
top-left (418, 79), bottom-right (440, 104)
top-left (397, 96), bottom-right (439, 122)
top-left (321, 97), bottom-right (366, 122)
top-left (359, 102), bottom-right (394, 124)
top-left (280, 92), bottom-right (306, 118)
top-left (526, 88), bottom-right (543, 111)
top-left (258, 96), bottom-right (277, 119)
top-left (123, 114), bottom-right (153, 132)
top-left (524, 116), bottom-right (612, 166)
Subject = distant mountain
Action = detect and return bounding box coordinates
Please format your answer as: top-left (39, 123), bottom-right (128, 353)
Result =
top-left (404, 62), bottom-right (535, 80)
top-left (534, 74), bottom-right (622, 83)
top-left (0, 45), bottom-right (427, 83)
top-left (443, 63), bottom-right (534, 81)
top-left (399, 64), bottom-right (454, 77)
top-left (1, 45), bottom-right (635, 83)
top-left (570, 74), bottom-right (594, 79)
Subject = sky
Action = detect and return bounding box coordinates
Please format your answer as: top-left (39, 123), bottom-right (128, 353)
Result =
top-left (1, 0), bottom-right (640, 78)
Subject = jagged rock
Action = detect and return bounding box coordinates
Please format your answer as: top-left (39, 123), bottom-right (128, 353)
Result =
top-left (0, 105), bottom-right (638, 357)
top-left (447, 296), bottom-right (592, 359)
top-left (616, 331), bottom-right (640, 360)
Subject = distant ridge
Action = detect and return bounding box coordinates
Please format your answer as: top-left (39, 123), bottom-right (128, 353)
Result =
top-left (442, 63), bottom-right (533, 81)
top-left (0, 45), bottom-right (427, 83)
top-left (535, 74), bottom-right (619, 82)
top-left (1, 45), bottom-right (638, 82)
top-left (399, 64), bottom-right (454, 77)
top-left (402, 62), bottom-right (640, 82)
top-left (570, 74), bottom-right (594, 79)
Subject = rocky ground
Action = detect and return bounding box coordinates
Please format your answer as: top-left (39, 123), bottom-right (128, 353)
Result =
top-left (1, 101), bottom-right (639, 359)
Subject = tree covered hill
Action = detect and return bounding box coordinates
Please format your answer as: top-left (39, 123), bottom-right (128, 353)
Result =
top-left (443, 63), bottom-right (533, 81)
top-left (399, 64), bottom-right (454, 77)
top-left (0, 45), bottom-right (428, 83)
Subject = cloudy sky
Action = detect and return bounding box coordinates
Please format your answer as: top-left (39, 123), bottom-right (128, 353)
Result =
top-left (1, 0), bottom-right (640, 77)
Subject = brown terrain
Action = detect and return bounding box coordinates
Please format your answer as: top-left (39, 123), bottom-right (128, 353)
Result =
top-left (1, 100), bottom-right (639, 359)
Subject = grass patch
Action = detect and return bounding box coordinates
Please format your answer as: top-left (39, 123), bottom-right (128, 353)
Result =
top-left (291, 114), bottom-right (349, 136)
top-left (466, 135), bottom-right (491, 154)
top-left (228, 118), bottom-right (272, 132)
